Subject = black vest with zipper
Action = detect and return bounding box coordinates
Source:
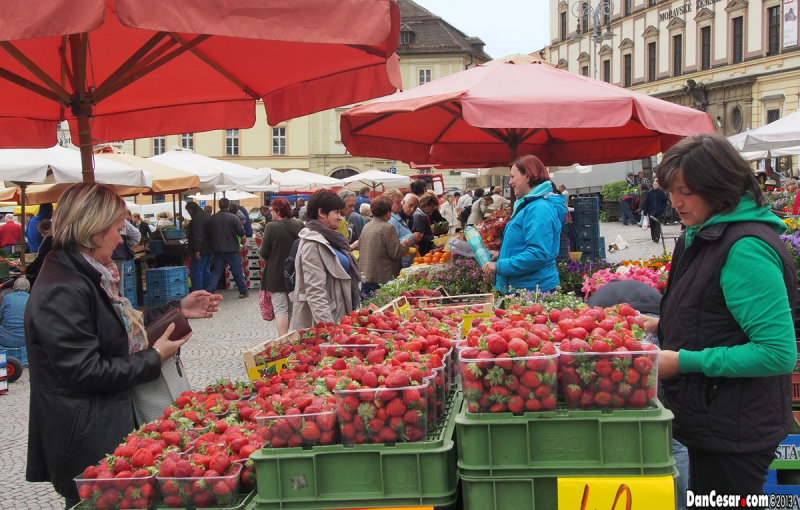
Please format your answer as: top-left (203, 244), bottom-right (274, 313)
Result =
top-left (659, 221), bottom-right (796, 453)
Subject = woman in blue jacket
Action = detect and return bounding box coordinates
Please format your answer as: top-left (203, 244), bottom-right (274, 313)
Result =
top-left (482, 155), bottom-right (566, 293)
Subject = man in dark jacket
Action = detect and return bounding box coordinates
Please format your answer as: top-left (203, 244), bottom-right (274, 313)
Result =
top-left (205, 197), bottom-right (249, 298)
top-left (26, 203), bottom-right (53, 253)
top-left (185, 201), bottom-right (213, 292)
top-left (641, 180), bottom-right (668, 243)
top-left (235, 202), bottom-right (253, 237)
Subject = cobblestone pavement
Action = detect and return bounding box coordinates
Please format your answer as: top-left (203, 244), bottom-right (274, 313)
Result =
top-left (0, 289), bottom-right (274, 510)
top-left (0, 220), bottom-right (679, 509)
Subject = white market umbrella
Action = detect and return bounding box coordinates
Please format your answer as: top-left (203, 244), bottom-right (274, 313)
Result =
top-left (729, 129), bottom-right (800, 161)
top-left (192, 190), bottom-right (258, 201)
top-left (150, 148), bottom-right (273, 193)
top-left (273, 169), bottom-right (342, 191)
top-left (741, 110), bottom-right (800, 152)
top-left (341, 169), bottom-right (411, 192)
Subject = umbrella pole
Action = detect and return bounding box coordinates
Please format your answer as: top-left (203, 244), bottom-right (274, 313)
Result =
top-left (19, 183), bottom-right (27, 273)
top-left (509, 144), bottom-right (518, 204)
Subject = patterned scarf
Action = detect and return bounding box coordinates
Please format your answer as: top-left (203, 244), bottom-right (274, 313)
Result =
top-left (81, 253), bottom-right (147, 354)
top-left (305, 219), bottom-right (362, 309)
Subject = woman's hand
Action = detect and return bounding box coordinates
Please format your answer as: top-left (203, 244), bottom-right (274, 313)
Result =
top-left (180, 290), bottom-right (222, 319)
top-left (482, 261), bottom-right (496, 275)
top-left (489, 249), bottom-right (499, 262)
top-left (412, 232), bottom-right (423, 242)
top-left (641, 315), bottom-right (659, 334)
top-left (152, 323), bottom-right (191, 362)
top-left (658, 349), bottom-right (680, 379)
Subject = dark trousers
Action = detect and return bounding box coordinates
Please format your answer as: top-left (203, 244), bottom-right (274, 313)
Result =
top-left (205, 252), bottom-right (248, 295)
top-left (649, 215), bottom-right (662, 243)
top-left (687, 448), bottom-right (775, 506)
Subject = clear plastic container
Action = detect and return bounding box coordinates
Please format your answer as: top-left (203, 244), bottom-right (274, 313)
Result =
top-left (254, 409), bottom-right (338, 448)
top-left (334, 382), bottom-right (429, 445)
top-left (558, 346), bottom-right (660, 410)
top-left (459, 349), bottom-right (559, 414)
top-left (319, 343), bottom-right (377, 360)
top-left (156, 463), bottom-right (242, 508)
top-left (73, 473), bottom-right (158, 509)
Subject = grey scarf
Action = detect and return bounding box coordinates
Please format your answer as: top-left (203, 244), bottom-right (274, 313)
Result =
top-left (305, 220), bottom-right (362, 309)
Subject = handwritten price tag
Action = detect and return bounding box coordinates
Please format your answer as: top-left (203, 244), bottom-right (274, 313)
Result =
top-left (558, 476), bottom-right (675, 509)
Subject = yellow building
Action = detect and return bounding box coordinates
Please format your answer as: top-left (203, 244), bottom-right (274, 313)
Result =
top-left (117, 0), bottom-right (491, 206)
top-left (548, 0), bottom-right (800, 171)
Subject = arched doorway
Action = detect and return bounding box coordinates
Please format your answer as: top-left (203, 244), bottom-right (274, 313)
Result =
top-left (330, 167), bottom-right (359, 179)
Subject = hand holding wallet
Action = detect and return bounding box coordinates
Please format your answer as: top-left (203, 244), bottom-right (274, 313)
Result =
top-left (145, 306), bottom-right (192, 348)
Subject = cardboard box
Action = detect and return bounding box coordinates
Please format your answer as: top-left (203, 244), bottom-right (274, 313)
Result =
top-left (243, 331), bottom-right (299, 382)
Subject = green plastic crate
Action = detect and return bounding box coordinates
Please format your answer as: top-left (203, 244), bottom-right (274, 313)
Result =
top-left (458, 469), bottom-right (678, 510)
top-left (455, 398), bottom-right (675, 477)
top-left (249, 393), bottom-right (462, 510)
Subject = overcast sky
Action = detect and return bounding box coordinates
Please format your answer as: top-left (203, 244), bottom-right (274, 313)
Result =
top-left (413, 1), bottom-right (552, 59)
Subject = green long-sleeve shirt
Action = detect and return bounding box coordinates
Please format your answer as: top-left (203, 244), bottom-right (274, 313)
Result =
top-left (677, 193), bottom-right (797, 377)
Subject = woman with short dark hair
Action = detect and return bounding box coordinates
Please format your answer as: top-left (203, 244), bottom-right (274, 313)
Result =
top-left (644, 133), bottom-right (796, 497)
top-left (290, 189), bottom-right (361, 329)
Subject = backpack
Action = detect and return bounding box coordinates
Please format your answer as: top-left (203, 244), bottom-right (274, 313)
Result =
top-left (283, 237), bottom-right (302, 292)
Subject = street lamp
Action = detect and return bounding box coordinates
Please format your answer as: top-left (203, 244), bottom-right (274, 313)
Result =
top-left (570, 0), bottom-right (616, 80)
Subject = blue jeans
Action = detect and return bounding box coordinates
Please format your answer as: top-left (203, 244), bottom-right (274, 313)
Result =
top-left (205, 252), bottom-right (248, 295)
top-left (673, 439), bottom-right (689, 510)
top-left (620, 199), bottom-right (637, 225)
top-left (189, 253), bottom-right (212, 292)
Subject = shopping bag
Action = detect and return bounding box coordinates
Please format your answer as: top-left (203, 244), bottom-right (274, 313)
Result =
top-left (259, 289), bottom-right (275, 321)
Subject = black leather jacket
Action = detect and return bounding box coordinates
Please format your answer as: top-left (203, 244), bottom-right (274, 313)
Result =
top-left (25, 249), bottom-right (174, 500)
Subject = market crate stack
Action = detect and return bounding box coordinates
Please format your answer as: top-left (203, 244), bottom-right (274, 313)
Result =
top-left (144, 266), bottom-right (189, 308)
top-left (122, 259), bottom-right (137, 308)
top-left (0, 350), bottom-right (7, 395)
top-left (222, 237), bottom-right (262, 290)
top-left (572, 196), bottom-right (605, 260)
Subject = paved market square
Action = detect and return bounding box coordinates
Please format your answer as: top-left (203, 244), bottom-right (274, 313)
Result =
top-left (0, 220), bottom-right (682, 509)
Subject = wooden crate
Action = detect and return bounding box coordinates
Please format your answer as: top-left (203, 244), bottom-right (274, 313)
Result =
top-left (416, 293), bottom-right (495, 309)
top-left (242, 331), bottom-right (299, 382)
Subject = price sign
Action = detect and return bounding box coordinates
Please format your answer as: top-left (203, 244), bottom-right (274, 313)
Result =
top-left (558, 476), bottom-right (675, 509)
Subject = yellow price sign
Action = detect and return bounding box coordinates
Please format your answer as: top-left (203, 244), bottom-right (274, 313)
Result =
top-left (558, 476), bottom-right (675, 509)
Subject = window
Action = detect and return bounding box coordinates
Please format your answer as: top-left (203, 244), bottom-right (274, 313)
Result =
top-left (602, 60), bottom-right (611, 82)
top-left (624, 0), bottom-right (632, 16)
top-left (581, 65), bottom-right (589, 77)
top-left (582, 2), bottom-right (589, 33)
top-left (225, 129), bottom-right (239, 156)
top-left (768, 6), bottom-right (780, 55)
top-left (272, 127), bottom-right (286, 156)
top-left (672, 34), bottom-right (682, 77)
top-left (623, 54), bottom-right (632, 87)
top-left (418, 69), bottom-right (432, 85)
top-left (560, 11), bottom-right (567, 41)
top-left (180, 133), bottom-right (193, 151)
top-left (648, 0), bottom-right (657, 6)
top-left (731, 17), bottom-right (743, 63)
top-left (767, 109), bottom-right (780, 124)
top-left (152, 195), bottom-right (165, 204)
top-left (647, 41), bottom-right (656, 82)
top-left (701, 26), bottom-right (711, 70)
top-left (400, 31), bottom-right (412, 45)
top-left (153, 136), bottom-right (165, 155)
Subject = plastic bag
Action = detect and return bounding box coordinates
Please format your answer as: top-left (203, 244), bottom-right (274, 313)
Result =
top-left (447, 238), bottom-right (477, 258)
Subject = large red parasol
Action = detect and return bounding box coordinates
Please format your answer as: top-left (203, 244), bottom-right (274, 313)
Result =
top-left (0, 0), bottom-right (402, 180)
top-left (341, 58), bottom-right (714, 168)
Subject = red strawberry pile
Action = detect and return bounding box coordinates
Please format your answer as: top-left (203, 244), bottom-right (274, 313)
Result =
top-left (397, 288), bottom-right (442, 306)
top-left (255, 385), bottom-right (338, 447)
top-left (156, 450), bottom-right (241, 508)
top-left (341, 308), bottom-right (402, 330)
top-left (335, 369), bottom-right (428, 445)
top-left (556, 305), bottom-right (658, 409)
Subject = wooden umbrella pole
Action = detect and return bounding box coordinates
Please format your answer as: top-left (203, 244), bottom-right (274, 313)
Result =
top-left (19, 183), bottom-right (27, 273)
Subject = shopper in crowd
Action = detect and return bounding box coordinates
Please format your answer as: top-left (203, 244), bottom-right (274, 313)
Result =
top-left (358, 195), bottom-right (411, 299)
top-left (185, 201), bottom-right (213, 293)
top-left (457, 190), bottom-right (473, 229)
top-left (487, 185), bottom-right (509, 213)
top-left (25, 183), bottom-right (221, 508)
top-left (203, 205), bottom-right (213, 215)
top-left (155, 211), bottom-right (173, 229)
top-left (557, 184), bottom-right (570, 208)
top-left (410, 179), bottom-right (427, 196)
top-left (289, 189), bottom-right (360, 330)
top-left (641, 179), bottom-right (668, 243)
top-left (412, 191), bottom-right (438, 256)
top-left (0, 276), bottom-right (30, 365)
top-left (626, 171), bottom-right (636, 188)
top-left (293, 197), bottom-right (305, 219)
top-left (481, 154), bottom-right (566, 293)
top-left (440, 193), bottom-right (460, 234)
top-left (205, 197), bottom-right (249, 298)
top-left (641, 133), bottom-right (797, 498)
top-left (130, 212), bottom-right (151, 243)
top-left (25, 220), bottom-right (53, 282)
top-left (111, 211), bottom-right (141, 291)
top-left (259, 197), bottom-right (304, 336)
top-left (336, 189), bottom-right (361, 245)
top-left (467, 191), bottom-right (492, 226)
top-left (389, 192), bottom-right (422, 268)
top-left (26, 203), bottom-right (53, 253)
top-left (355, 186), bottom-right (371, 213)
top-left (619, 190), bottom-right (640, 226)
top-left (359, 203), bottom-right (372, 224)
top-left (0, 213), bottom-right (21, 254)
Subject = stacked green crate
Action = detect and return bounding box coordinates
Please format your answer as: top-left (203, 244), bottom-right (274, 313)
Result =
top-left (249, 392), bottom-right (461, 510)
top-left (455, 399), bottom-right (678, 509)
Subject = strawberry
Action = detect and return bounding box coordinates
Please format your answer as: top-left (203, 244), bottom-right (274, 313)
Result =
top-left (130, 449), bottom-right (154, 468)
top-left (486, 334), bottom-right (508, 355)
top-left (629, 389), bottom-right (648, 407)
top-left (507, 395), bottom-right (524, 414)
top-left (212, 480), bottom-right (231, 497)
top-left (112, 457), bottom-right (131, 474)
top-left (385, 398), bottom-right (407, 417)
top-left (384, 370), bottom-right (411, 388)
top-left (594, 358), bottom-right (612, 377)
top-left (633, 356), bottom-right (653, 374)
top-left (593, 391), bottom-right (612, 406)
top-left (301, 422), bottom-right (321, 442)
top-left (564, 384), bottom-right (582, 403)
top-left (591, 339), bottom-right (612, 353)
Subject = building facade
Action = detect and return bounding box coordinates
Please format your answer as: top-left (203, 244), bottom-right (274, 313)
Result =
top-left (548, 0), bottom-right (800, 159)
top-left (117, 0), bottom-right (490, 198)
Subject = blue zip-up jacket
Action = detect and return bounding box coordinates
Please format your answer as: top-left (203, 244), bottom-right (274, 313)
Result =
top-left (495, 182), bottom-right (566, 293)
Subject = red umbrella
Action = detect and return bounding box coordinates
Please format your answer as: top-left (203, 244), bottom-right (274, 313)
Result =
top-left (0, 0), bottom-right (402, 180)
top-left (341, 58), bottom-right (714, 168)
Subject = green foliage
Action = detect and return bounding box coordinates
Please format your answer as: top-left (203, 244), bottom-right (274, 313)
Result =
top-left (601, 181), bottom-right (636, 202)
top-left (599, 211), bottom-right (611, 222)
